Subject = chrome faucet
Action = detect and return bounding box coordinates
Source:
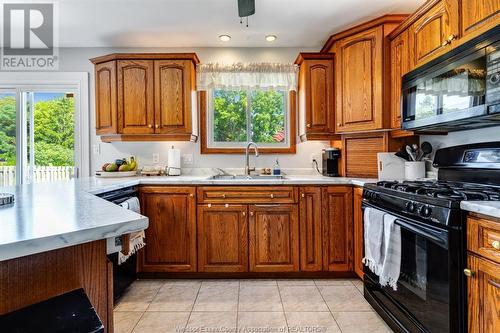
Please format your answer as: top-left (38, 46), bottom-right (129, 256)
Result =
top-left (245, 142), bottom-right (259, 176)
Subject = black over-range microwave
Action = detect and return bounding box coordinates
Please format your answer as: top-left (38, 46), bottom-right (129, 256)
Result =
top-left (401, 25), bottom-right (500, 132)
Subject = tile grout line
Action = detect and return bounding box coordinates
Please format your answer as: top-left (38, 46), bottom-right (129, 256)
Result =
top-left (128, 280), bottom-right (166, 333)
top-left (313, 280), bottom-right (344, 333)
top-left (236, 280), bottom-right (241, 333)
top-left (276, 281), bottom-right (291, 333)
top-left (182, 280), bottom-right (203, 333)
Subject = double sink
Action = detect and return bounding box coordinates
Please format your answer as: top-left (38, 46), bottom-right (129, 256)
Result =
top-left (208, 174), bottom-right (286, 181)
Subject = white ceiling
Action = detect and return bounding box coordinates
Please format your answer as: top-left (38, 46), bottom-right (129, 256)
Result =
top-left (58, 0), bottom-right (425, 48)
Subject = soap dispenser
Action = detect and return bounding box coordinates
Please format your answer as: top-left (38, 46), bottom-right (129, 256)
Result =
top-left (273, 159), bottom-right (281, 176)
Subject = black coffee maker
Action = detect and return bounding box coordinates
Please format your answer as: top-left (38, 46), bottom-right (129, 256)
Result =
top-left (322, 148), bottom-right (341, 177)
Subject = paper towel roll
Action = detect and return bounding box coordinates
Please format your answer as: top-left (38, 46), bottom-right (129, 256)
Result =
top-left (167, 147), bottom-right (181, 176)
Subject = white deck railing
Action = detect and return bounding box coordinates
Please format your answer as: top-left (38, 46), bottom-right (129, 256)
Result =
top-left (0, 166), bottom-right (75, 186)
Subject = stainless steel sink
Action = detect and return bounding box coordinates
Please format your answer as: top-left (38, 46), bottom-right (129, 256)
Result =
top-left (209, 174), bottom-right (286, 180)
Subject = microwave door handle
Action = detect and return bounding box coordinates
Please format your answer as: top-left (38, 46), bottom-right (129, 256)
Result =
top-left (394, 219), bottom-right (448, 247)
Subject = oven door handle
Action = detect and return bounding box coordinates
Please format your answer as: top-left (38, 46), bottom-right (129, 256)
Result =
top-left (395, 219), bottom-right (449, 248)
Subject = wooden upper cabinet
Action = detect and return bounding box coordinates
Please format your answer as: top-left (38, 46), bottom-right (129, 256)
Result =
top-left (390, 30), bottom-right (409, 129)
top-left (154, 60), bottom-right (195, 136)
top-left (249, 204), bottom-right (299, 272)
top-left (90, 53), bottom-right (199, 142)
top-left (353, 187), bottom-right (364, 279)
top-left (138, 187), bottom-right (196, 272)
top-left (295, 53), bottom-right (336, 140)
top-left (322, 186), bottom-right (353, 272)
top-left (299, 186), bottom-right (323, 271)
top-left (94, 61), bottom-right (117, 135)
top-left (460, 0), bottom-right (500, 43)
top-left (334, 26), bottom-right (384, 132)
top-left (117, 60), bottom-right (155, 134)
top-left (408, 0), bottom-right (458, 70)
top-left (197, 204), bottom-right (248, 272)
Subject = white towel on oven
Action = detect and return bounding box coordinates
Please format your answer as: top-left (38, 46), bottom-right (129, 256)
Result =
top-left (119, 197), bottom-right (146, 265)
top-left (379, 214), bottom-right (401, 291)
top-left (362, 207), bottom-right (385, 276)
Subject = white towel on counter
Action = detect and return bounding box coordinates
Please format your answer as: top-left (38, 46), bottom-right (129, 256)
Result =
top-left (119, 197), bottom-right (146, 265)
top-left (379, 214), bottom-right (401, 291)
top-left (362, 207), bottom-right (386, 276)
top-left (362, 207), bottom-right (402, 291)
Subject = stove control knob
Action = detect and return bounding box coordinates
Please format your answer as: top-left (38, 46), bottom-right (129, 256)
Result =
top-left (405, 202), bottom-right (416, 213)
top-left (420, 205), bottom-right (432, 217)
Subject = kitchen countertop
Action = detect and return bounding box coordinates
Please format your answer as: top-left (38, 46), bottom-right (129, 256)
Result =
top-left (0, 174), bottom-right (377, 261)
top-left (461, 201), bottom-right (500, 220)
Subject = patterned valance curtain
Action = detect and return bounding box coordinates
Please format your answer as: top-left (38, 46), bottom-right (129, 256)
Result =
top-left (419, 68), bottom-right (486, 96)
top-left (196, 63), bottom-right (299, 91)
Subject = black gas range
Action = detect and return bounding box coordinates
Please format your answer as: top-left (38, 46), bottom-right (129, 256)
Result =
top-left (362, 142), bottom-right (500, 333)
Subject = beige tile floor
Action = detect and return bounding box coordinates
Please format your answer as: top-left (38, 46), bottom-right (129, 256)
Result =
top-left (114, 278), bottom-right (393, 333)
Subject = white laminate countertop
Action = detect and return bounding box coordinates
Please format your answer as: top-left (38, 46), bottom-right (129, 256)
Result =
top-left (0, 174), bottom-right (377, 261)
top-left (461, 201), bottom-right (500, 220)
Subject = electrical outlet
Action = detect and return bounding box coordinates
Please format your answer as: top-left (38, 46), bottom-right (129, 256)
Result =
top-left (310, 153), bottom-right (320, 166)
top-left (92, 144), bottom-right (100, 155)
top-left (182, 154), bottom-right (193, 165)
top-left (152, 153), bottom-right (160, 164)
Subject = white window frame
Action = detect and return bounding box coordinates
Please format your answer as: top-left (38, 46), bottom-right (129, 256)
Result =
top-left (206, 88), bottom-right (291, 149)
top-left (0, 72), bottom-right (90, 183)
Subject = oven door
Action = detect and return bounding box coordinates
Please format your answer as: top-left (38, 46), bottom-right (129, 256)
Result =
top-left (364, 215), bottom-right (451, 332)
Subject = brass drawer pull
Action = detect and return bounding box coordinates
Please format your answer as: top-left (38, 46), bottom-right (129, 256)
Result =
top-left (270, 194), bottom-right (274, 199)
top-left (488, 279), bottom-right (500, 289)
top-left (301, 193), bottom-right (305, 198)
top-left (250, 212), bottom-right (254, 216)
top-left (306, 124), bottom-right (311, 128)
top-left (441, 34), bottom-right (456, 47)
top-left (464, 268), bottom-right (475, 277)
top-left (242, 211), bottom-right (246, 216)
top-left (491, 240), bottom-right (500, 250)
top-left (222, 194), bottom-right (226, 199)
top-left (189, 193), bottom-right (194, 197)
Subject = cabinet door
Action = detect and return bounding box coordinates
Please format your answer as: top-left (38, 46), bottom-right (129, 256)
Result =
top-left (94, 61), bottom-right (117, 135)
top-left (408, 0), bottom-right (458, 69)
top-left (299, 187), bottom-right (323, 271)
top-left (335, 26), bottom-right (383, 133)
top-left (460, 0), bottom-right (500, 43)
top-left (390, 31), bottom-right (409, 129)
top-left (304, 59), bottom-right (335, 136)
top-left (154, 60), bottom-right (194, 135)
top-left (138, 187), bottom-right (196, 272)
top-left (198, 204), bottom-right (248, 272)
top-left (322, 186), bottom-right (353, 272)
top-left (466, 255), bottom-right (500, 333)
top-left (249, 204), bottom-right (299, 272)
top-left (353, 187), bottom-right (364, 279)
top-left (117, 60), bottom-right (155, 134)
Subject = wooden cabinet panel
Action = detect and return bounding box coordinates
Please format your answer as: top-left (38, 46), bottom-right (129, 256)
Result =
top-left (139, 187), bottom-right (196, 272)
top-left (197, 186), bottom-right (297, 204)
top-left (249, 204), bottom-right (299, 272)
top-left (154, 60), bottom-right (194, 135)
top-left (299, 187), bottom-right (323, 271)
top-left (117, 60), bottom-right (155, 134)
top-left (296, 53), bottom-right (336, 140)
top-left (353, 187), bottom-right (364, 279)
top-left (466, 255), bottom-right (500, 333)
top-left (460, 0), bottom-right (500, 43)
top-left (95, 61), bottom-right (117, 135)
top-left (408, 0), bottom-right (458, 69)
top-left (335, 26), bottom-right (384, 132)
top-left (198, 204), bottom-right (248, 272)
top-left (468, 215), bottom-right (500, 264)
top-left (390, 30), bottom-right (409, 129)
top-left (322, 186), bottom-right (353, 272)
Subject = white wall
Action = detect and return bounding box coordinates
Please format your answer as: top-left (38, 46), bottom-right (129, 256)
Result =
top-left (56, 47), bottom-right (328, 174)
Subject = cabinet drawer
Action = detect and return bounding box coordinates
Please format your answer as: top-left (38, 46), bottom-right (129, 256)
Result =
top-left (197, 186), bottom-right (298, 204)
top-left (467, 216), bottom-right (500, 264)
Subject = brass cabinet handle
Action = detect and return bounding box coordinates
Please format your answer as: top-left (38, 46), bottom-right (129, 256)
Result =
top-left (250, 211), bottom-right (254, 216)
top-left (270, 194), bottom-right (274, 199)
top-left (155, 124), bottom-right (159, 129)
top-left (492, 240), bottom-right (500, 250)
top-left (441, 34), bottom-right (457, 47)
top-left (148, 124), bottom-right (153, 128)
top-left (222, 194), bottom-right (226, 199)
top-left (306, 124), bottom-right (311, 128)
top-left (189, 193), bottom-right (194, 197)
top-left (337, 123), bottom-right (341, 126)
top-left (242, 211), bottom-right (246, 216)
top-left (301, 193), bottom-right (305, 198)
top-left (464, 268), bottom-right (475, 277)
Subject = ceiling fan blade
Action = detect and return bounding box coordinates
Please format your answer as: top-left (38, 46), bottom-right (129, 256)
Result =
top-left (238, 0), bottom-right (255, 17)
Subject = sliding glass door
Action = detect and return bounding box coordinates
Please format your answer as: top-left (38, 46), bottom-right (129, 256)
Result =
top-left (0, 89), bottom-right (77, 186)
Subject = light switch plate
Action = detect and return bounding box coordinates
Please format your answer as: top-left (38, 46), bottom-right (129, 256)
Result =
top-left (152, 153), bottom-right (160, 164)
top-left (182, 154), bottom-right (193, 165)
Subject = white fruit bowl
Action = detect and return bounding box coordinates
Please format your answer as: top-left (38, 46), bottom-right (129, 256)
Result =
top-left (95, 170), bottom-right (137, 178)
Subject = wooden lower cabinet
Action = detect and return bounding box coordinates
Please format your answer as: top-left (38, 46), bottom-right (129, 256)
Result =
top-left (353, 187), bottom-right (364, 279)
top-left (249, 204), bottom-right (300, 272)
top-left (197, 204), bottom-right (248, 272)
top-left (299, 187), bottom-right (323, 271)
top-left (138, 187), bottom-right (196, 272)
top-left (323, 186), bottom-right (353, 272)
top-left (467, 255), bottom-right (500, 333)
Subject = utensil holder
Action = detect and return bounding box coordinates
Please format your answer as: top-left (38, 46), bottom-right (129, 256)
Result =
top-left (405, 161), bottom-right (425, 180)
